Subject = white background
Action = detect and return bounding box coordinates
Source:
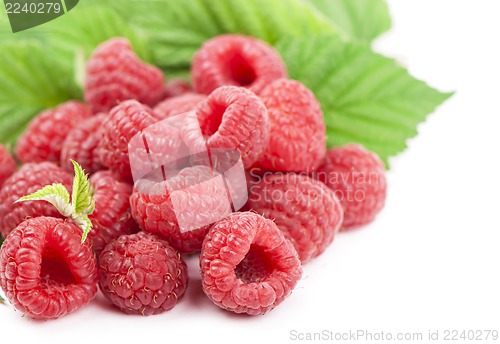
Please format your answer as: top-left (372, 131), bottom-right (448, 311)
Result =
top-left (1, 1), bottom-right (500, 343)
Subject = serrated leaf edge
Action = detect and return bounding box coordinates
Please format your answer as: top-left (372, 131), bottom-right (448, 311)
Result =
top-left (16, 160), bottom-right (95, 243)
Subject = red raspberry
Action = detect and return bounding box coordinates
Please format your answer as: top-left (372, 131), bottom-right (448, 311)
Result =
top-left (192, 34), bottom-right (287, 95)
top-left (15, 101), bottom-right (90, 163)
top-left (88, 171), bottom-right (138, 254)
top-left (99, 100), bottom-right (159, 182)
top-left (0, 145), bottom-right (16, 187)
top-left (164, 79), bottom-right (192, 98)
top-left (130, 165), bottom-right (231, 254)
top-left (187, 86), bottom-right (269, 168)
top-left (255, 79), bottom-right (326, 173)
top-left (0, 217), bottom-right (98, 319)
top-left (98, 232), bottom-right (188, 315)
top-left (154, 93), bottom-right (206, 119)
top-left (0, 162), bottom-right (73, 239)
top-left (246, 173), bottom-right (343, 263)
top-left (315, 144), bottom-right (387, 230)
top-left (200, 212), bottom-right (302, 315)
top-left (84, 38), bottom-right (165, 114)
top-left (60, 113), bottom-right (107, 174)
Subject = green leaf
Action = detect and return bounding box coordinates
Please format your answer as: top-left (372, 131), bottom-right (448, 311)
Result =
top-left (276, 35), bottom-right (453, 165)
top-left (69, 160), bottom-right (95, 243)
top-left (0, 11), bottom-right (50, 44)
top-left (0, 3), bottom-right (149, 59)
top-left (73, 216), bottom-right (93, 244)
top-left (16, 161), bottom-right (95, 243)
top-left (17, 183), bottom-right (72, 217)
top-left (0, 0), bottom-right (447, 167)
top-left (1, 0), bottom-right (337, 91)
top-left (109, 0), bottom-right (336, 74)
top-left (70, 160), bottom-right (95, 215)
top-left (0, 41), bottom-right (81, 146)
top-left (307, 0), bottom-right (392, 42)
top-left (42, 5), bottom-right (151, 64)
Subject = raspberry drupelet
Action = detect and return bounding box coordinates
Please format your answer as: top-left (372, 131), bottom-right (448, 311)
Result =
top-left (0, 161), bottom-right (99, 319)
top-left (255, 79), bottom-right (326, 173)
top-left (0, 144), bottom-right (16, 187)
top-left (130, 165), bottom-right (231, 254)
top-left (154, 93), bottom-right (207, 120)
top-left (246, 173), bottom-right (343, 263)
top-left (192, 34), bottom-right (287, 95)
top-left (98, 100), bottom-right (159, 183)
top-left (15, 101), bottom-right (90, 163)
top-left (61, 113), bottom-right (107, 175)
top-left (186, 86), bottom-right (269, 168)
top-left (0, 217), bottom-right (98, 319)
top-left (84, 38), bottom-right (165, 114)
top-left (200, 212), bottom-right (302, 315)
top-left (0, 162), bottom-right (73, 239)
top-left (315, 144), bottom-right (387, 230)
top-left (88, 171), bottom-right (139, 254)
top-left (98, 232), bottom-right (188, 315)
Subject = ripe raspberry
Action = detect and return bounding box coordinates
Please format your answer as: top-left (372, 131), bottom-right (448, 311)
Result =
top-left (164, 79), bottom-right (192, 98)
top-left (0, 217), bottom-right (98, 319)
top-left (246, 173), bottom-right (343, 263)
top-left (130, 165), bottom-right (231, 254)
top-left (315, 144), bottom-right (387, 230)
top-left (154, 93), bottom-right (206, 119)
top-left (186, 86), bottom-right (269, 168)
top-left (88, 171), bottom-right (138, 254)
top-left (15, 101), bottom-right (90, 163)
top-left (200, 212), bottom-right (302, 315)
top-left (192, 34), bottom-right (287, 95)
top-left (85, 38), bottom-right (165, 114)
top-left (0, 162), bottom-right (72, 239)
top-left (60, 113), bottom-right (107, 174)
top-left (99, 100), bottom-right (159, 182)
top-left (254, 79), bottom-right (326, 172)
top-left (98, 232), bottom-right (188, 315)
top-left (0, 145), bottom-right (16, 187)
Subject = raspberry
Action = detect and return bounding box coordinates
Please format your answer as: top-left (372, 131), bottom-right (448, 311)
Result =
top-left (246, 173), bottom-right (343, 263)
top-left (88, 171), bottom-right (139, 254)
top-left (84, 38), bottom-right (165, 114)
top-left (200, 212), bottom-right (302, 315)
top-left (15, 101), bottom-right (90, 163)
top-left (60, 113), bottom-right (107, 174)
top-left (130, 165), bottom-right (231, 254)
top-left (154, 93), bottom-right (206, 119)
top-left (99, 100), bottom-right (159, 182)
top-left (254, 79), bottom-right (326, 172)
top-left (98, 232), bottom-right (188, 315)
top-left (192, 34), bottom-right (287, 95)
top-left (0, 145), bottom-right (16, 187)
top-left (187, 86), bottom-right (269, 168)
top-left (0, 162), bottom-right (72, 239)
top-left (315, 144), bottom-right (387, 230)
top-left (164, 79), bottom-right (192, 98)
top-left (0, 217), bottom-right (98, 319)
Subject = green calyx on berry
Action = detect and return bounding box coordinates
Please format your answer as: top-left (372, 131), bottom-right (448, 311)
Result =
top-left (16, 160), bottom-right (95, 243)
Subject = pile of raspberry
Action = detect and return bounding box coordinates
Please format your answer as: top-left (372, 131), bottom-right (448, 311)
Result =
top-left (0, 34), bottom-right (387, 319)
